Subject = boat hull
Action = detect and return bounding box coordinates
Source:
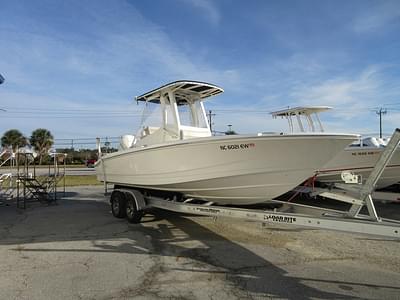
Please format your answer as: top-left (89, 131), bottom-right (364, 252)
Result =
top-left (96, 134), bottom-right (357, 205)
top-left (317, 147), bottom-right (400, 188)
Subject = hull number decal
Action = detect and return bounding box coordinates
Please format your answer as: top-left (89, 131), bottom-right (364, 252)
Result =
top-left (220, 143), bottom-right (255, 151)
top-left (351, 151), bottom-right (380, 156)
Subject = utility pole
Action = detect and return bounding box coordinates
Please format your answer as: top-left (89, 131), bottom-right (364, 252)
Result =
top-left (207, 110), bottom-right (215, 134)
top-left (376, 108), bottom-right (387, 138)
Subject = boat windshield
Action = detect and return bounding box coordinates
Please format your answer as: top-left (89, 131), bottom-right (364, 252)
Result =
top-left (178, 102), bottom-right (208, 128)
top-left (137, 102), bottom-right (161, 130)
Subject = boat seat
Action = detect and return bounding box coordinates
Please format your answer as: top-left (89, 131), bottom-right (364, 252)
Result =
top-left (141, 126), bottom-right (160, 137)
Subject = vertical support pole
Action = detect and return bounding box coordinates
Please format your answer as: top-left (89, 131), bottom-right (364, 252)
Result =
top-left (295, 113), bottom-right (305, 132)
top-left (306, 115), bottom-right (315, 132)
top-left (97, 137), bottom-right (107, 194)
top-left (54, 153), bottom-right (57, 202)
top-left (315, 113), bottom-right (324, 132)
top-left (63, 154), bottom-right (66, 196)
top-left (23, 154), bottom-right (27, 209)
top-left (16, 151), bottom-right (20, 209)
top-left (287, 115), bottom-right (294, 133)
top-left (26, 153), bottom-right (28, 178)
top-left (207, 110), bottom-right (215, 135)
top-left (33, 154), bottom-right (36, 179)
top-left (102, 160), bottom-right (107, 194)
top-left (47, 157), bottom-right (50, 201)
top-left (376, 108), bottom-right (387, 138)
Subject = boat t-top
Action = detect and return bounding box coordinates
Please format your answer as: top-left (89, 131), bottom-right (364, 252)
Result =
top-left (95, 81), bottom-right (358, 205)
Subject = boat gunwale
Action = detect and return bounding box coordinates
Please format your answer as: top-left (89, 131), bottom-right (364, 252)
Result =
top-left (96, 133), bottom-right (359, 164)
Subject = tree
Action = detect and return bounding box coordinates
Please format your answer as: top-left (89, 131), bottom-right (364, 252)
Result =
top-left (1, 129), bottom-right (27, 152)
top-left (30, 128), bottom-right (54, 164)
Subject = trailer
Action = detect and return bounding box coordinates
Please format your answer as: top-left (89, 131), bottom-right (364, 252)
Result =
top-left (105, 129), bottom-right (400, 239)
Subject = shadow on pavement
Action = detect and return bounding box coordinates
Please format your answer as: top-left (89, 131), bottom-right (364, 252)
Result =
top-left (1, 193), bottom-right (399, 299)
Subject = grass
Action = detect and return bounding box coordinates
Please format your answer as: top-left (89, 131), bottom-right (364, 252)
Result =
top-left (0, 175), bottom-right (101, 189)
top-left (34, 164), bottom-right (87, 169)
top-left (58, 175), bottom-right (101, 187)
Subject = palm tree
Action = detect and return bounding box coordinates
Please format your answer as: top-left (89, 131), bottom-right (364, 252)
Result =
top-left (1, 129), bottom-right (27, 152)
top-left (30, 128), bottom-right (54, 165)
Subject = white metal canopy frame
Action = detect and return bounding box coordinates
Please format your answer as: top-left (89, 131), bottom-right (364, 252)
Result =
top-left (135, 80), bottom-right (224, 105)
top-left (271, 106), bottom-right (333, 133)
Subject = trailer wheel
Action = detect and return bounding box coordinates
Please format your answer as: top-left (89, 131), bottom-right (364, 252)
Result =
top-left (110, 191), bottom-right (126, 218)
top-left (125, 193), bottom-right (144, 223)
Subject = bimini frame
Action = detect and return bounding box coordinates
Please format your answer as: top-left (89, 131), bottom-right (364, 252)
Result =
top-left (271, 106), bottom-right (333, 133)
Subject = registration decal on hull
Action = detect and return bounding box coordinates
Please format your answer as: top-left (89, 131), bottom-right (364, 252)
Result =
top-left (351, 151), bottom-right (380, 156)
top-left (220, 143), bottom-right (255, 151)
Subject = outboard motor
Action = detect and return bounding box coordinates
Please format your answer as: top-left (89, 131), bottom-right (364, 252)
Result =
top-left (120, 135), bottom-right (136, 150)
top-left (362, 137), bottom-right (380, 148)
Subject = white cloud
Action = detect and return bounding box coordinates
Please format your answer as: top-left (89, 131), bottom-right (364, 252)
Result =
top-left (290, 66), bottom-right (382, 115)
top-left (0, 1), bottom-right (240, 141)
top-left (2, 1), bottom-right (400, 141)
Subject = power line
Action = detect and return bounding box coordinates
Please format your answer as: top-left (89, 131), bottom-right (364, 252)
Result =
top-left (1, 105), bottom-right (399, 121)
top-left (2, 106), bottom-right (140, 113)
top-left (0, 115), bottom-right (142, 119)
top-left (382, 102), bottom-right (400, 106)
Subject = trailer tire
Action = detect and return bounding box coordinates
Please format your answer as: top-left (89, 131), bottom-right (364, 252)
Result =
top-left (125, 192), bottom-right (144, 223)
top-left (110, 191), bottom-right (126, 218)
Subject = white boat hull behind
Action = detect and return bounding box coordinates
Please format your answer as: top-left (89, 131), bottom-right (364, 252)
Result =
top-left (96, 134), bottom-right (356, 205)
top-left (269, 105), bottom-right (400, 189)
top-left (317, 147), bottom-right (400, 189)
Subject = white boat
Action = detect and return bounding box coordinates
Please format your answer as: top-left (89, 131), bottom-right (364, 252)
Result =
top-left (95, 81), bottom-right (357, 205)
top-left (271, 106), bottom-right (400, 188)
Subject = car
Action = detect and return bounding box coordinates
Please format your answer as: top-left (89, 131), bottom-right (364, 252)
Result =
top-left (86, 159), bottom-right (97, 168)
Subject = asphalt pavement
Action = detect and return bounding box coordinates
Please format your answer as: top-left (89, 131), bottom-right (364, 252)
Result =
top-left (0, 186), bottom-right (399, 299)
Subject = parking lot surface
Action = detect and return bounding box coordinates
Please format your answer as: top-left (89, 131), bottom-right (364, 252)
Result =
top-left (1, 186), bottom-right (399, 299)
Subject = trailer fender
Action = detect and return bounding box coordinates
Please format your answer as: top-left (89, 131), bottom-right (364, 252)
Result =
top-left (122, 189), bottom-right (146, 211)
top-left (123, 190), bottom-right (145, 223)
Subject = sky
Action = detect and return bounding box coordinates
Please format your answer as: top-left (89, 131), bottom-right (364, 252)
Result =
top-left (1, 0), bottom-right (400, 148)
